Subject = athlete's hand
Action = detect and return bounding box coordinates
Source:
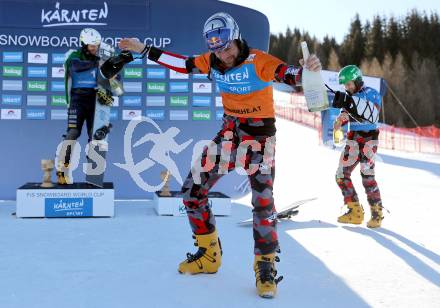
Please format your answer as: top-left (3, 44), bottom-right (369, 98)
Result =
top-left (333, 119), bottom-right (342, 131)
top-left (334, 113), bottom-right (350, 130)
top-left (299, 55), bottom-right (322, 72)
top-left (118, 38), bottom-right (145, 53)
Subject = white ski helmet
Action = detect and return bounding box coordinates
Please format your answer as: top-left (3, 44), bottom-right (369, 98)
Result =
top-left (79, 28), bottom-right (102, 46)
top-left (203, 12), bottom-right (240, 52)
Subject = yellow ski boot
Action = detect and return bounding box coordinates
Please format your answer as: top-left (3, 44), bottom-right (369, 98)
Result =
top-left (367, 203), bottom-right (384, 228)
top-left (178, 230), bottom-right (222, 274)
top-left (254, 253), bottom-right (283, 298)
top-left (337, 201), bottom-right (364, 224)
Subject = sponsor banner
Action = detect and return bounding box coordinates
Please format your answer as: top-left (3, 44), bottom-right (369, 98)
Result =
top-left (28, 66), bottom-right (48, 78)
top-left (0, 34), bottom-right (171, 49)
top-left (1, 94), bottom-right (22, 105)
top-left (28, 52), bottom-right (48, 64)
top-left (2, 80), bottom-right (23, 91)
top-left (169, 70), bottom-right (189, 79)
top-left (215, 96), bottom-right (222, 107)
top-left (127, 54), bottom-right (143, 65)
top-left (1, 108), bottom-right (22, 120)
top-left (2, 66), bottom-right (23, 77)
top-left (146, 96), bottom-right (166, 107)
top-left (123, 96), bottom-right (142, 106)
top-left (216, 109), bottom-right (224, 120)
top-left (45, 198), bottom-right (93, 217)
top-left (146, 68), bottom-right (166, 79)
top-left (124, 67), bottom-right (143, 78)
top-left (170, 96), bottom-right (188, 107)
top-left (51, 81), bottom-right (65, 92)
top-left (169, 110), bottom-right (189, 121)
top-left (169, 82), bottom-right (189, 93)
top-left (26, 109), bottom-right (46, 120)
top-left (2, 51), bottom-right (23, 63)
top-left (110, 109), bottom-right (118, 120)
top-left (112, 96), bottom-right (119, 107)
top-left (146, 109), bottom-right (165, 120)
top-left (192, 110), bottom-right (211, 121)
top-left (193, 82), bottom-right (212, 93)
top-left (122, 109), bottom-right (142, 120)
top-left (51, 67), bottom-right (65, 78)
top-left (193, 73), bottom-right (208, 80)
top-left (123, 82), bottom-right (142, 92)
top-left (52, 53), bottom-right (66, 64)
top-left (27, 81), bottom-right (47, 91)
top-left (27, 95), bottom-right (47, 106)
top-left (51, 109), bottom-right (68, 120)
top-left (147, 82), bottom-right (166, 93)
top-left (146, 58), bottom-right (159, 65)
top-left (0, 1), bottom-right (152, 30)
top-left (192, 96), bottom-right (211, 107)
top-left (51, 95), bottom-right (67, 106)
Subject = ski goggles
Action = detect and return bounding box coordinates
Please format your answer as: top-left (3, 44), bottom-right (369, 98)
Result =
top-left (205, 28), bottom-right (232, 52)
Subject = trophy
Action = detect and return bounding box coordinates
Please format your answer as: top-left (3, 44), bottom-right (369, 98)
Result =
top-left (159, 170), bottom-right (172, 197)
top-left (41, 159), bottom-right (55, 188)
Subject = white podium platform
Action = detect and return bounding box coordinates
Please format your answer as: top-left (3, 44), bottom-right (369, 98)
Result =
top-left (16, 182), bottom-right (114, 218)
top-left (153, 191), bottom-right (231, 216)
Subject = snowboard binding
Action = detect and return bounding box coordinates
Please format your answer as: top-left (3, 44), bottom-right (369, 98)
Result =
top-left (96, 88), bottom-right (114, 106)
top-left (93, 124), bottom-right (112, 140)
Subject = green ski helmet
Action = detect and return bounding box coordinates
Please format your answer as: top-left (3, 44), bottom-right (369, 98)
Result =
top-left (338, 65), bottom-right (363, 85)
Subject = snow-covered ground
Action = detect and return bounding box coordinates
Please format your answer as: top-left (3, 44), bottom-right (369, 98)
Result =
top-left (0, 118), bottom-right (439, 308)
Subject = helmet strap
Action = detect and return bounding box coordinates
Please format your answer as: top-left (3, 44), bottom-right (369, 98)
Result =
top-left (354, 79), bottom-right (364, 93)
top-left (81, 43), bottom-right (90, 56)
top-left (235, 39), bottom-right (249, 66)
top-left (81, 43), bottom-right (98, 60)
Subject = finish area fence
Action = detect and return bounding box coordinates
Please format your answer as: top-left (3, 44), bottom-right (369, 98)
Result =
top-left (274, 88), bottom-right (440, 154)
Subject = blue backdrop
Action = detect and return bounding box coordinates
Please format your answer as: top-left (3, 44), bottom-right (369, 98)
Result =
top-left (0, 0), bottom-right (270, 199)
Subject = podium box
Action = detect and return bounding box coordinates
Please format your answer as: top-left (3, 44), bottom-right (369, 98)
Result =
top-left (16, 182), bottom-right (114, 218)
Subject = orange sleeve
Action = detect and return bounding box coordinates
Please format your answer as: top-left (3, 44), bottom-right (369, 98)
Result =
top-left (194, 52), bottom-right (211, 74)
top-left (254, 50), bottom-right (285, 82)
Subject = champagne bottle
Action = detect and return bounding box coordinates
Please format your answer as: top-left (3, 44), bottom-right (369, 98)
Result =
top-left (300, 41), bottom-right (329, 112)
top-left (333, 128), bottom-right (345, 146)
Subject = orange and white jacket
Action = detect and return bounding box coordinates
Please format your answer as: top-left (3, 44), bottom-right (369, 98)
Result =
top-left (145, 42), bottom-right (302, 119)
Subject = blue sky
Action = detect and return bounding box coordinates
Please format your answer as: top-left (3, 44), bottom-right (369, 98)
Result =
top-left (221, 0), bottom-right (439, 42)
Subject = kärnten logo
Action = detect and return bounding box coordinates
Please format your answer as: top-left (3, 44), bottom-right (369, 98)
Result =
top-left (41, 2), bottom-right (108, 28)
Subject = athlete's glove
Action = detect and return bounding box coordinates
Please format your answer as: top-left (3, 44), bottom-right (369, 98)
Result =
top-left (332, 92), bottom-right (365, 122)
top-left (332, 91), bottom-right (353, 109)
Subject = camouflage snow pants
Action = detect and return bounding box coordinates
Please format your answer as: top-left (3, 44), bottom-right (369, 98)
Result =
top-left (336, 130), bottom-right (382, 206)
top-left (181, 115), bottom-right (278, 255)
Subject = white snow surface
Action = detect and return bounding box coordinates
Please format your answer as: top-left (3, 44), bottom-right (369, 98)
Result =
top-left (1, 118), bottom-right (439, 308)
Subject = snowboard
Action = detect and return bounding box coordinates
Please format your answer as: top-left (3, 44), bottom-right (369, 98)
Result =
top-left (85, 42), bottom-right (123, 188)
top-left (237, 197), bottom-right (318, 226)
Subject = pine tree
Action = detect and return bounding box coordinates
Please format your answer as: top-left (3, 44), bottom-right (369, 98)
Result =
top-left (385, 17), bottom-right (401, 60)
top-left (317, 35), bottom-right (338, 68)
top-left (287, 36), bottom-right (301, 65)
top-left (340, 14), bottom-right (365, 66)
top-left (268, 10), bottom-right (440, 127)
top-left (366, 16), bottom-right (386, 64)
top-left (327, 48), bottom-right (341, 71)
